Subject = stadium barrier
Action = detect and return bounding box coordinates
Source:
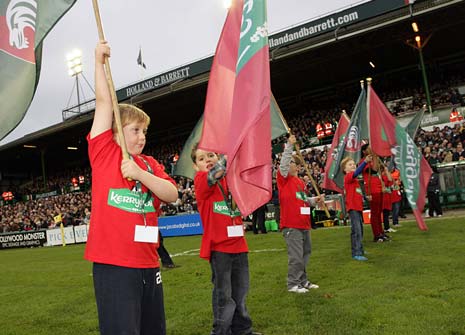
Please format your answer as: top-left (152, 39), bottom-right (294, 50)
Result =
top-left (0, 213), bottom-right (204, 250)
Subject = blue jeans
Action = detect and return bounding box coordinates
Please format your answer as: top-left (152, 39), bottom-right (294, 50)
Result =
top-left (93, 263), bottom-right (165, 335)
top-left (392, 201), bottom-right (401, 226)
top-left (210, 251), bottom-right (252, 335)
top-left (349, 210), bottom-right (364, 257)
top-left (282, 228), bottom-right (311, 289)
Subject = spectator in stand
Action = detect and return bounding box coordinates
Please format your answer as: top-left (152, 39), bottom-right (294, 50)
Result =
top-left (452, 142), bottom-right (465, 161)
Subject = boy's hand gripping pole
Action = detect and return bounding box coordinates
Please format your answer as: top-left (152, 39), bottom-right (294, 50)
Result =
top-left (92, 0), bottom-right (129, 162)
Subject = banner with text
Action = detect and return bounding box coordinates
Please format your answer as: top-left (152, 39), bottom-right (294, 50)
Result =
top-left (0, 230), bottom-right (47, 250)
top-left (158, 213), bottom-right (203, 237)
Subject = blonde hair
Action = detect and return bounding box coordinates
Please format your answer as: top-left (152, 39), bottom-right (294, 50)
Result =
top-left (340, 157), bottom-right (354, 173)
top-left (112, 103), bottom-right (150, 134)
top-left (292, 154), bottom-right (303, 165)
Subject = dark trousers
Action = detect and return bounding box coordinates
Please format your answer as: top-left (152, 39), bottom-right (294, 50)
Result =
top-left (252, 205), bottom-right (267, 234)
top-left (392, 201), bottom-right (401, 226)
top-left (93, 263), bottom-right (165, 335)
top-left (157, 232), bottom-right (174, 266)
top-left (210, 251), bottom-right (252, 335)
top-left (383, 209), bottom-right (391, 231)
top-left (349, 210), bottom-right (364, 257)
top-left (428, 191), bottom-right (443, 216)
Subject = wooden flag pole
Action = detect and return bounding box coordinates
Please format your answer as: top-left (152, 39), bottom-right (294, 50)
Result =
top-left (92, 0), bottom-right (129, 161)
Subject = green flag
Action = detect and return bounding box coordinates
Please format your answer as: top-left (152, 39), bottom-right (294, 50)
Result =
top-left (174, 95), bottom-right (289, 180)
top-left (329, 86), bottom-right (368, 190)
top-left (0, 0), bottom-right (77, 140)
top-left (404, 106), bottom-right (426, 139)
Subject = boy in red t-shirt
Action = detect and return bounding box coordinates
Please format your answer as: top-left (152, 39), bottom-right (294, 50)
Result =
top-left (361, 144), bottom-right (388, 243)
top-left (381, 163), bottom-right (396, 234)
top-left (191, 143), bottom-right (260, 335)
top-left (86, 41), bottom-right (178, 335)
top-left (341, 154), bottom-right (372, 261)
top-left (277, 135), bottom-right (323, 293)
top-left (391, 167), bottom-right (403, 228)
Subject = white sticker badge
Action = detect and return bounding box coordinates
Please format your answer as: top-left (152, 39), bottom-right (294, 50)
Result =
top-left (300, 207), bottom-right (311, 215)
top-left (134, 225), bottom-right (159, 243)
top-left (227, 225), bottom-right (244, 237)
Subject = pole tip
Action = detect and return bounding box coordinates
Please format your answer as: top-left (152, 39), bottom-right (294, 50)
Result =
top-left (366, 77), bottom-right (373, 85)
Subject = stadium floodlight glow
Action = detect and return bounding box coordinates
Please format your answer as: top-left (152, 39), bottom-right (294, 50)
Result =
top-left (224, 0), bottom-right (231, 9)
top-left (415, 35), bottom-right (421, 48)
top-left (369, 61), bottom-right (376, 68)
top-left (67, 49), bottom-right (82, 76)
top-left (67, 146), bottom-right (78, 150)
top-left (411, 22), bottom-right (419, 33)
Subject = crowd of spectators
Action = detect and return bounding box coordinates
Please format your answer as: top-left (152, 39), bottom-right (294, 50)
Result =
top-left (2, 78), bottom-right (465, 233)
top-left (1, 192), bottom-right (91, 233)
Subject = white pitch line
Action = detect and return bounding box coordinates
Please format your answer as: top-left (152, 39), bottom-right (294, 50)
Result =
top-left (169, 248), bottom-right (285, 258)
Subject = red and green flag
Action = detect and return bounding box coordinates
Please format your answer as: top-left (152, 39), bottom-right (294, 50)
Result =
top-left (175, 94), bottom-right (288, 181)
top-left (322, 112), bottom-right (350, 193)
top-left (367, 84), bottom-right (431, 230)
top-left (198, 0), bottom-right (271, 216)
top-left (328, 86), bottom-right (369, 191)
top-left (0, 0), bottom-right (77, 140)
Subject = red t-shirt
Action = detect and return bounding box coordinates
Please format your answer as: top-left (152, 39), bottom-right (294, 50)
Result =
top-left (362, 161), bottom-right (382, 194)
top-left (85, 130), bottom-right (176, 268)
top-left (382, 176), bottom-right (393, 210)
top-left (194, 171), bottom-right (248, 261)
top-left (344, 172), bottom-right (364, 211)
top-left (276, 170), bottom-right (311, 230)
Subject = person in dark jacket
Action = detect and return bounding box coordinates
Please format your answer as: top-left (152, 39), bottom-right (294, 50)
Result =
top-left (427, 167), bottom-right (443, 218)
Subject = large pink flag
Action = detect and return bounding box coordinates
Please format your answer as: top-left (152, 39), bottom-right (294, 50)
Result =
top-left (198, 0), bottom-right (271, 216)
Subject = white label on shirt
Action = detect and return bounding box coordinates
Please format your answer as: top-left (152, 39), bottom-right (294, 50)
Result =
top-left (134, 225), bottom-right (159, 243)
top-left (227, 225), bottom-right (244, 237)
top-left (300, 207), bottom-right (311, 215)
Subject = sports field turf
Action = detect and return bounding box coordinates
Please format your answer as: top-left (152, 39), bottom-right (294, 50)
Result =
top-left (1, 216), bottom-right (464, 335)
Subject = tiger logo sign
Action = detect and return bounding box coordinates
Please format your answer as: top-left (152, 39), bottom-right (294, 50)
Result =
top-left (0, 0), bottom-right (37, 63)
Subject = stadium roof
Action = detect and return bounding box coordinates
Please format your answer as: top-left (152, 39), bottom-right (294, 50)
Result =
top-left (1, 0), bottom-right (465, 181)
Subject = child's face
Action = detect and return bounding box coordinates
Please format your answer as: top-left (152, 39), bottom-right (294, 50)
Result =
top-left (289, 159), bottom-right (299, 176)
top-left (121, 121), bottom-right (148, 155)
top-left (344, 160), bottom-right (356, 173)
top-left (193, 149), bottom-right (218, 172)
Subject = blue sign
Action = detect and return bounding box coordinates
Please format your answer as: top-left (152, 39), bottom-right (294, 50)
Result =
top-left (158, 213), bottom-right (203, 237)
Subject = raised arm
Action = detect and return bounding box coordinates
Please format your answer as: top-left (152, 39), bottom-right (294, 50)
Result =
top-left (279, 135), bottom-right (296, 177)
top-left (90, 41), bottom-right (113, 139)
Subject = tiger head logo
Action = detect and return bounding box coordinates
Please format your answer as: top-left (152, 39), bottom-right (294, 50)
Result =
top-left (0, 0), bottom-right (37, 62)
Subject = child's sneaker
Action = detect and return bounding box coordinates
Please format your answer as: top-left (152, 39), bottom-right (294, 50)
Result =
top-left (353, 255), bottom-right (368, 261)
top-left (288, 285), bottom-right (308, 293)
top-left (303, 281), bottom-right (319, 289)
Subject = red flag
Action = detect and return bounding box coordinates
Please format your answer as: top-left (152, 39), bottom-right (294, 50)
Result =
top-left (367, 83), bottom-right (431, 230)
top-left (322, 112), bottom-right (350, 193)
top-left (199, 0), bottom-right (271, 216)
top-left (367, 85), bottom-right (397, 157)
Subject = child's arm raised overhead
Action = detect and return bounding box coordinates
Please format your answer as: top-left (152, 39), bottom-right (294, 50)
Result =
top-left (90, 41), bottom-right (113, 139)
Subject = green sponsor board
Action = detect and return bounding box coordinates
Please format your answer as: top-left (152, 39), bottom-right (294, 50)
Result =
top-left (107, 189), bottom-right (155, 214)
